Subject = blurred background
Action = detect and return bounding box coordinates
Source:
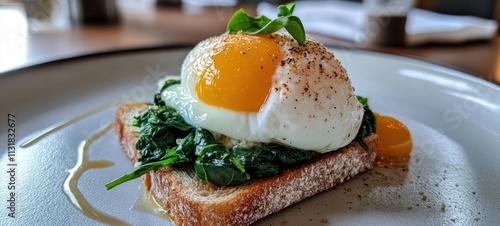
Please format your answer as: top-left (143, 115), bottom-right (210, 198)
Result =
top-left (0, 0), bottom-right (499, 84)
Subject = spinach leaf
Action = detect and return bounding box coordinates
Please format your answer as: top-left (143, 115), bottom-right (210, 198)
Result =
top-left (193, 128), bottom-right (250, 186)
top-left (262, 143), bottom-right (315, 166)
top-left (135, 105), bottom-right (193, 164)
top-left (195, 144), bottom-right (250, 186)
top-left (132, 105), bottom-right (153, 127)
top-left (227, 3), bottom-right (306, 45)
top-left (193, 131), bottom-right (315, 186)
top-left (230, 143), bottom-right (315, 179)
top-left (175, 131), bottom-right (195, 159)
top-left (354, 96), bottom-right (376, 150)
top-left (193, 127), bottom-right (219, 154)
top-left (231, 145), bottom-right (279, 178)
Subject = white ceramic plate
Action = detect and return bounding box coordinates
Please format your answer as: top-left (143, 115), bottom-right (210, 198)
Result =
top-left (1, 47), bottom-right (499, 225)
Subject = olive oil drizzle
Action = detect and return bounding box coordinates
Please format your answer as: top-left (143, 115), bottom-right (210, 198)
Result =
top-left (131, 186), bottom-right (172, 221)
top-left (62, 123), bottom-right (129, 225)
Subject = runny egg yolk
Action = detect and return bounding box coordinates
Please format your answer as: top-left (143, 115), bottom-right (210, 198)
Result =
top-left (375, 113), bottom-right (413, 165)
top-left (195, 33), bottom-right (282, 112)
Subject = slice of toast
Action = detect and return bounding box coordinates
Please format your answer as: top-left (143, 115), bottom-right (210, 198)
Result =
top-left (115, 103), bottom-right (377, 226)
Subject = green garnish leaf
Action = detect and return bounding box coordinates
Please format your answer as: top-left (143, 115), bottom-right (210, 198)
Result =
top-left (227, 9), bottom-right (270, 33)
top-left (277, 3), bottom-right (295, 17)
top-left (227, 3), bottom-right (306, 45)
top-left (281, 16), bottom-right (305, 46)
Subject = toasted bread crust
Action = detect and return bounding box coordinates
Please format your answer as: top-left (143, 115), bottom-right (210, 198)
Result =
top-left (115, 103), bottom-right (377, 226)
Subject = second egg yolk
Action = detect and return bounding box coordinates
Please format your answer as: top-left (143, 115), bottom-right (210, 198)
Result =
top-left (375, 113), bottom-right (413, 166)
top-left (196, 33), bottom-right (282, 112)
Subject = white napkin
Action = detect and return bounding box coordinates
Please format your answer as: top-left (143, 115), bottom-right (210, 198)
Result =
top-left (257, 1), bottom-right (498, 46)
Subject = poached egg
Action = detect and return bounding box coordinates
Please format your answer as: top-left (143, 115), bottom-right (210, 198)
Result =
top-left (162, 31), bottom-right (363, 153)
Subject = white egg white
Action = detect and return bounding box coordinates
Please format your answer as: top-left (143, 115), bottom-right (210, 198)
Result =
top-left (162, 31), bottom-right (363, 153)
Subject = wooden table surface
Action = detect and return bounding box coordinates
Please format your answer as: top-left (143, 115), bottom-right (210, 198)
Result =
top-left (1, 1), bottom-right (499, 85)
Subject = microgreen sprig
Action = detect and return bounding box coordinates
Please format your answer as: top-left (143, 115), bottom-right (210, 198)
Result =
top-left (227, 3), bottom-right (306, 45)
